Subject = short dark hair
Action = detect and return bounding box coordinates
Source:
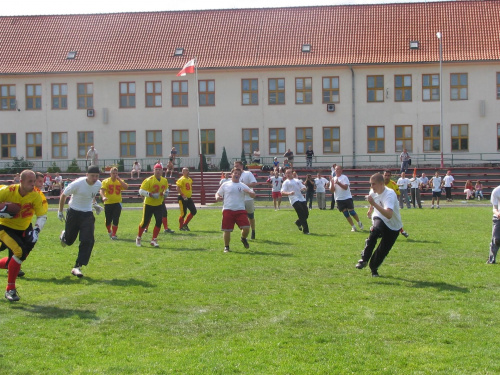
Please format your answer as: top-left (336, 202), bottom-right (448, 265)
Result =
top-left (87, 165), bottom-right (100, 174)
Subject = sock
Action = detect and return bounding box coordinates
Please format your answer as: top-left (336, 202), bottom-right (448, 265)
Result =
top-left (179, 216), bottom-right (185, 229)
top-left (106, 225), bottom-right (111, 233)
top-left (162, 217), bottom-right (168, 230)
top-left (184, 213), bottom-right (193, 226)
top-left (7, 258), bottom-right (21, 291)
top-left (112, 225), bottom-right (118, 236)
top-left (0, 257), bottom-right (8, 269)
top-left (153, 226), bottom-right (161, 239)
top-left (138, 225), bottom-right (146, 237)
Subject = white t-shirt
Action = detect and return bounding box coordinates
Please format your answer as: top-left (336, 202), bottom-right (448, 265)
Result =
top-left (490, 186), bottom-right (500, 207)
top-left (370, 187), bottom-right (403, 231)
top-left (219, 178), bottom-right (231, 186)
top-left (281, 178), bottom-right (306, 205)
top-left (314, 177), bottom-right (329, 193)
top-left (268, 176), bottom-right (283, 192)
top-left (410, 177), bottom-right (421, 189)
top-left (54, 175), bottom-right (62, 184)
top-left (63, 176), bottom-right (102, 212)
top-left (431, 176), bottom-right (442, 192)
top-left (397, 177), bottom-right (410, 190)
top-left (239, 170), bottom-right (257, 201)
top-left (216, 181), bottom-right (251, 211)
top-left (443, 175), bottom-right (455, 187)
top-left (333, 174), bottom-right (352, 201)
top-left (420, 176), bottom-right (429, 186)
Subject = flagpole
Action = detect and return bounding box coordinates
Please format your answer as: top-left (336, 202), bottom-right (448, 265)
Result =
top-left (194, 57), bottom-right (206, 205)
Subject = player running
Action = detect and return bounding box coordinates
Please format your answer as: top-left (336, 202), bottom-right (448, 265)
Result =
top-left (176, 168), bottom-right (197, 231)
top-left (267, 169), bottom-right (283, 210)
top-left (100, 167), bottom-right (128, 240)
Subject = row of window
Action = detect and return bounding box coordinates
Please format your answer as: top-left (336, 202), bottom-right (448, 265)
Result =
top-left (2, 72), bottom-right (499, 110)
top-left (1, 124), bottom-right (495, 160)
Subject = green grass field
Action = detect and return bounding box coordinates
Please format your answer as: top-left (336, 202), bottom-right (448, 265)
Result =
top-left (1, 203), bottom-right (499, 374)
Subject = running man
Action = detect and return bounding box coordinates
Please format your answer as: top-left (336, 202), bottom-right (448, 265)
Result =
top-left (100, 167), bottom-right (128, 240)
top-left (281, 168), bottom-right (310, 234)
top-left (267, 169), bottom-right (283, 210)
top-left (331, 165), bottom-right (364, 232)
top-left (234, 160), bottom-right (257, 239)
top-left (177, 168), bottom-right (197, 231)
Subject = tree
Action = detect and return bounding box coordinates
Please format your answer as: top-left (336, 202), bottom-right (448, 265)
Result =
top-left (219, 147), bottom-right (230, 171)
top-left (198, 154), bottom-right (208, 171)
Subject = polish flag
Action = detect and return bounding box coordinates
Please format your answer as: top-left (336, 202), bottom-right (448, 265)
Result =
top-left (177, 59), bottom-right (196, 76)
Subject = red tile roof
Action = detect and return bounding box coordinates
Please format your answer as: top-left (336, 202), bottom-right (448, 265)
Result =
top-left (0, 1), bottom-right (499, 75)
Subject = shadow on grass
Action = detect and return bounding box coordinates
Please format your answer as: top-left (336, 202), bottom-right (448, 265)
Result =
top-left (12, 304), bottom-right (99, 320)
top-left (402, 238), bottom-right (441, 244)
top-left (231, 250), bottom-right (294, 257)
top-left (385, 276), bottom-right (469, 293)
top-left (25, 277), bottom-right (155, 288)
top-left (171, 247), bottom-right (209, 252)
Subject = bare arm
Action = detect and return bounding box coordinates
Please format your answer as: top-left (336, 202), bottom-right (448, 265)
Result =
top-left (58, 193), bottom-right (67, 212)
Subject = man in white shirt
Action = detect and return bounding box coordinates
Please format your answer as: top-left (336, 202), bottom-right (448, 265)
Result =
top-left (356, 173), bottom-right (403, 277)
top-left (399, 148), bottom-right (410, 173)
top-left (58, 165), bottom-right (103, 278)
top-left (331, 165), bottom-right (363, 232)
top-left (267, 170), bottom-right (283, 210)
top-left (420, 172), bottom-right (429, 192)
top-left (409, 175), bottom-right (422, 209)
top-left (487, 185), bottom-right (500, 264)
top-left (314, 173), bottom-right (329, 210)
top-left (397, 172), bottom-right (411, 209)
top-left (215, 168), bottom-right (256, 253)
top-left (86, 145), bottom-right (98, 166)
top-left (430, 171), bottom-right (443, 209)
top-left (234, 161), bottom-right (257, 239)
top-left (443, 170), bottom-right (455, 202)
top-left (281, 168), bottom-right (310, 234)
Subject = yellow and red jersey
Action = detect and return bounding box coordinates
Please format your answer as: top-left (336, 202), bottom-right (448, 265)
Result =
top-left (176, 176), bottom-right (193, 198)
top-left (0, 184), bottom-right (47, 230)
top-left (101, 177), bottom-right (124, 204)
top-left (385, 180), bottom-right (401, 196)
top-left (34, 186), bottom-right (48, 212)
top-left (140, 175), bottom-right (169, 206)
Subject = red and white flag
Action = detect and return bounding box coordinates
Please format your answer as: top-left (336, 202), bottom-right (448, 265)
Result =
top-left (177, 59), bottom-right (196, 76)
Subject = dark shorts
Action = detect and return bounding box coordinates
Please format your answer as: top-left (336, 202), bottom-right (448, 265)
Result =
top-left (432, 191), bottom-right (441, 198)
top-left (337, 198), bottom-right (355, 212)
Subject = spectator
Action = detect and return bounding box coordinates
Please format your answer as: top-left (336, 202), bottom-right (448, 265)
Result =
top-left (475, 180), bottom-right (484, 200)
top-left (399, 148), bottom-right (410, 173)
top-left (284, 148), bottom-right (294, 167)
top-left (131, 161), bottom-right (141, 179)
top-left (305, 146), bottom-right (314, 168)
top-left (464, 180), bottom-right (474, 200)
top-left (252, 149), bottom-right (261, 164)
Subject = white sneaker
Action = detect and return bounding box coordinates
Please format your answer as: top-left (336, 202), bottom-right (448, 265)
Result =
top-left (136, 237), bottom-right (142, 247)
top-left (111, 235), bottom-right (118, 240)
top-left (71, 267), bottom-right (83, 278)
top-left (351, 227), bottom-right (356, 232)
top-left (358, 222), bottom-right (364, 230)
top-left (437, 205), bottom-right (440, 209)
top-left (150, 239), bottom-right (159, 247)
top-left (60, 230), bottom-right (67, 247)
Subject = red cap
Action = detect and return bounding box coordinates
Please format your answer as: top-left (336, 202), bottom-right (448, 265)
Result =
top-left (154, 163), bottom-right (163, 170)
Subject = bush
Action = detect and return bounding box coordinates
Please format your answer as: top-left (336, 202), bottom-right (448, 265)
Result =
top-left (117, 159), bottom-right (125, 172)
top-left (47, 162), bottom-right (62, 173)
top-left (66, 159), bottom-right (81, 173)
top-left (5, 157), bottom-right (34, 174)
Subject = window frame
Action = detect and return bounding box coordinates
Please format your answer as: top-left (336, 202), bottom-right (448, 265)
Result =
top-left (199, 80), bottom-right (215, 107)
top-left (367, 126), bottom-right (385, 153)
top-left (145, 81), bottom-right (162, 108)
top-left (172, 80), bottom-right (188, 107)
top-left (0, 85), bottom-right (16, 111)
top-left (200, 129), bottom-right (216, 155)
top-left (51, 83), bottom-right (68, 110)
top-left (146, 130), bottom-right (163, 157)
top-left (295, 77), bottom-right (312, 104)
top-left (323, 126), bottom-right (340, 154)
top-left (322, 76), bottom-right (340, 104)
top-left (119, 82), bottom-right (136, 109)
top-left (242, 129), bottom-right (259, 155)
top-left (1, 133), bottom-right (16, 159)
top-left (77, 131), bottom-right (94, 158)
top-left (422, 74), bottom-right (440, 102)
top-left (450, 73), bottom-right (468, 101)
top-left (241, 79), bottom-right (258, 106)
top-left (394, 75), bottom-right (412, 102)
top-left (119, 131), bottom-right (136, 157)
top-left (268, 78), bottom-right (285, 105)
top-left (77, 83), bottom-right (93, 109)
top-left (269, 128), bottom-right (286, 155)
top-left (395, 125), bottom-right (413, 152)
top-left (51, 132), bottom-right (68, 159)
top-left (423, 125), bottom-right (441, 152)
top-left (367, 75), bottom-right (384, 103)
top-left (26, 132), bottom-right (42, 159)
top-left (296, 127), bottom-right (313, 154)
top-left (451, 124), bottom-right (469, 151)
top-left (25, 84), bottom-right (42, 110)
top-left (172, 130), bottom-right (189, 156)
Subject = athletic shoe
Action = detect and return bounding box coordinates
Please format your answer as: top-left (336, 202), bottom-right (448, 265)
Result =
top-left (486, 259), bottom-right (496, 264)
top-left (71, 267), bottom-right (83, 278)
top-left (164, 228), bottom-right (175, 234)
top-left (437, 205), bottom-right (440, 209)
top-left (351, 227), bottom-right (357, 232)
top-left (182, 225), bottom-right (190, 231)
top-left (224, 246), bottom-right (231, 253)
top-left (108, 232), bottom-right (112, 238)
top-left (295, 221), bottom-right (302, 231)
top-left (18, 269), bottom-right (25, 277)
top-left (111, 235), bottom-right (118, 240)
top-left (251, 230), bottom-right (255, 240)
top-left (303, 231), bottom-right (310, 235)
top-left (358, 222), bottom-right (364, 230)
top-left (431, 205), bottom-right (434, 209)
top-left (371, 271), bottom-right (380, 277)
top-left (60, 230), bottom-right (67, 247)
top-left (136, 237), bottom-right (142, 247)
top-left (150, 239), bottom-right (159, 247)
top-left (356, 259), bottom-right (367, 269)
top-left (5, 289), bottom-right (20, 302)
top-left (241, 237), bottom-right (250, 249)
top-left (401, 230), bottom-right (409, 238)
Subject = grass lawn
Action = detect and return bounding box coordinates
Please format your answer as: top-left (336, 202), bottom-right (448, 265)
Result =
top-left (1, 203), bottom-right (499, 374)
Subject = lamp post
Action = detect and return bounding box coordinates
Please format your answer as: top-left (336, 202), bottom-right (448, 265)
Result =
top-left (436, 32), bottom-right (444, 168)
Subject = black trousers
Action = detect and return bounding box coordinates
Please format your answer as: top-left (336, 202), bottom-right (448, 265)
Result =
top-left (445, 186), bottom-right (452, 200)
top-left (305, 191), bottom-right (314, 209)
top-left (292, 200), bottom-right (309, 233)
top-left (361, 217), bottom-right (400, 273)
top-left (140, 204), bottom-right (162, 229)
top-left (178, 196), bottom-right (197, 219)
top-left (104, 202), bottom-right (122, 226)
top-left (64, 208), bottom-right (95, 267)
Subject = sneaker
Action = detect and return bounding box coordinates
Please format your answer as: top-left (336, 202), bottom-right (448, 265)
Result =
top-left (486, 259), bottom-right (496, 264)
top-left (60, 230), bottom-right (67, 247)
top-left (164, 228), bottom-right (175, 234)
top-left (136, 237), bottom-right (142, 247)
top-left (356, 259), bottom-right (367, 269)
top-left (241, 237), bottom-right (250, 249)
top-left (431, 205), bottom-right (434, 209)
top-left (358, 222), bottom-right (364, 230)
top-left (108, 232), bottom-right (112, 238)
top-left (401, 230), bottom-right (409, 238)
top-left (437, 206), bottom-right (440, 209)
top-left (224, 246), bottom-right (231, 253)
top-left (182, 225), bottom-right (190, 231)
top-left (5, 289), bottom-right (20, 302)
top-left (303, 231), bottom-right (310, 235)
top-left (111, 235), bottom-right (118, 240)
top-left (351, 227), bottom-right (357, 232)
top-left (71, 267), bottom-right (83, 278)
top-left (295, 221), bottom-right (302, 232)
top-left (251, 230), bottom-right (255, 240)
top-left (371, 271), bottom-right (380, 277)
top-left (150, 239), bottom-right (159, 247)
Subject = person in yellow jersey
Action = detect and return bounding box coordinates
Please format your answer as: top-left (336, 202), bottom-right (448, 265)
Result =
top-left (176, 167), bottom-right (197, 231)
top-left (0, 170), bottom-right (47, 301)
top-left (100, 167), bottom-right (128, 240)
top-left (136, 163), bottom-right (170, 247)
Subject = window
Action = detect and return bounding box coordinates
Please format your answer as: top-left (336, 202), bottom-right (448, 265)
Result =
top-left (146, 81), bottom-right (162, 108)
top-left (295, 78), bottom-right (312, 104)
top-left (367, 76), bottom-right (384, 102)
top-left (242, 79), bottom-right (258, 105)
top-left (78, 131), bottom-right (94, 158)
top-left (395, 125), bottom-right (412, 152)
top-left (322, 77), bottom-right (339, 103)
top-left (173, 130), bottom-right (189, 156)
top-left (269, 128), bottom-right (286, 154)
top-left (26, 84), bottom-right (42, 110)
top-left (497, 73), bottom-right (500, 99)
top-left (201, 129), bottom-right (215, 155)
top-left (120, 82), bottom-right (136, 108)
top-left (52, 132), bottom-right (68, 158)
top-left (26, 132), bottom-right (42, 158)
top-left (423, 125), bottom-right (440, 152)
top-left (450, 73), bottom-right (468, 100)
top-left (1, 133), bottom-right (16, 158)
top-left (422, 74), bottom-right (440, 101)
top-left (268, 78), bottom-right (285, 105)
top-left (296, 127), bottom-right (313, 154)
top-left (77, 83), bottom-right (93, 109)
top-left (323, 127), bottom-right (340, 153)
top-left (146, 130), bottom-right (162, 157)
top-left (172, 81), bottom-right (188, 107)
top-left (199, 80), bottom-right (215, 106)
top-left (451, 124), bottom-right (468, 151)
top-left (51, 84), bottom-right (68, 110)
top-left (242, 129), bottom-right (259, 154)
top-left (0, 85), bottom-right (16, 111)
top-left (120, 131), bottom-right (136, 157)
top-left (367, 126), bottom-right (385, 153)
top-left (395, 75), bottom-right (412, 102)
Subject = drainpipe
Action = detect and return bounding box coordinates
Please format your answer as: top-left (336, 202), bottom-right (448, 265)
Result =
top-left (349, 65), bottom-right (356, 169)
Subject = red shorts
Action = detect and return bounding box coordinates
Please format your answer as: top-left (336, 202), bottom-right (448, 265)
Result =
top-left (272, 191), bottom-right (282, 199)
top-left (221, 210), bottom-right (250, 231)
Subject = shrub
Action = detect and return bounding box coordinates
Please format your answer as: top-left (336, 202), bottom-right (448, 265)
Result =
top-left (219, 147), bottom-right (230, 171)
top-left (47, 162), bottom-right (62, 173)
top-left (66, 159), bottom-right (81, 173)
